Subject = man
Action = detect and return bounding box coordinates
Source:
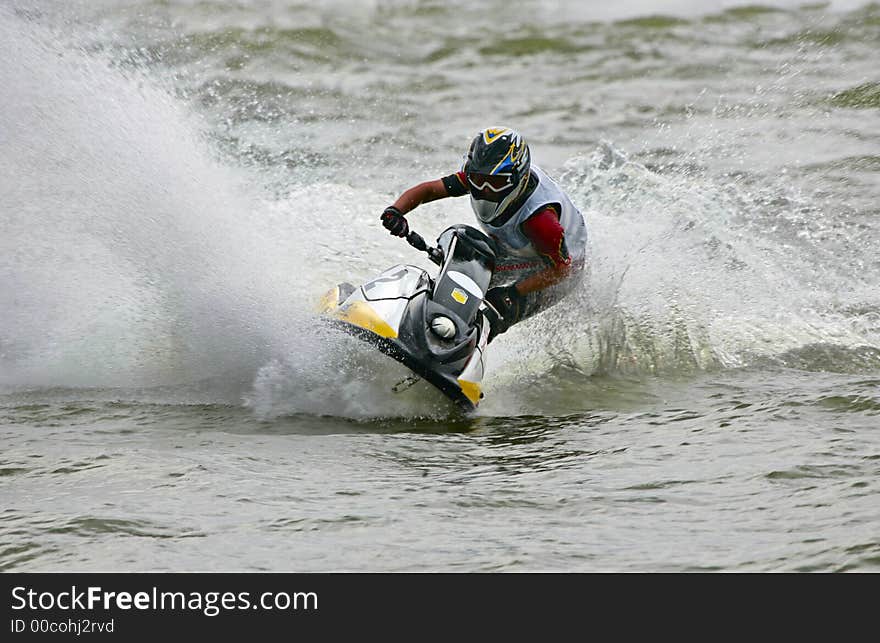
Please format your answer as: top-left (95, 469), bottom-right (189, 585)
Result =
top-left (381, 126), bottom-right (587, 342)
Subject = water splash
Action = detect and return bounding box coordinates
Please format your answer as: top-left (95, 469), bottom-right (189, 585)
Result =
top-left (0, 12), bottom-right (302, 395)
top-left (485, 141), bottom-right (880, 399)
top-left (0, 10), bottom-right (460, 418)
top-left (244, 326), bottom-right (459, 421)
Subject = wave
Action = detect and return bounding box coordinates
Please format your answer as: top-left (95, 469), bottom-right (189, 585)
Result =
top-left (828, 82), bottom-right (880, 109)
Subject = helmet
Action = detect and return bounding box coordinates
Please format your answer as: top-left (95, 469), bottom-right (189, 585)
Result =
top-left (463, 127), bottom-right (531, 224)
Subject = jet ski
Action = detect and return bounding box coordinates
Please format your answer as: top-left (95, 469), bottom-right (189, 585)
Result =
top-left (317, 224), bottom-right (497, 412)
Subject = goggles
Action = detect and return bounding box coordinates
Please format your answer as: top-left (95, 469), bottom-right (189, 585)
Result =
top-left (467, 172), bottom-right (513, 201)
top-left (467, 172), bottom-right (513, 192)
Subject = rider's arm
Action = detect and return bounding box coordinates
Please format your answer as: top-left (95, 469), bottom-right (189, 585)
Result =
top-left (391, 172), bottom-right (465, 214)
top-left (514, 206), bottom-right (572, 295)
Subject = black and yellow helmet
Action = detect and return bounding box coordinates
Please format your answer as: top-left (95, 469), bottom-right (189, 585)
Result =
top-left (463, 127), bottom-right (531, 223)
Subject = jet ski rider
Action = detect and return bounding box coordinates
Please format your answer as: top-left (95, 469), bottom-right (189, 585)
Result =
top-left (381, 126), bottom-right (588, 342)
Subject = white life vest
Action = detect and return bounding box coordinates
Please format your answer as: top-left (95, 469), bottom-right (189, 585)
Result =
top-left (473, 165), bottom-right (587, 270)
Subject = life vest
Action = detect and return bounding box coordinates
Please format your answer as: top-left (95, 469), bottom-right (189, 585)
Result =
top-left (474, 165), bottom-right (588, 273)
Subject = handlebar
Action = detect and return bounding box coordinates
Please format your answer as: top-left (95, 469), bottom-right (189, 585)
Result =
top-left (406, 231), bottom-right (443, 266)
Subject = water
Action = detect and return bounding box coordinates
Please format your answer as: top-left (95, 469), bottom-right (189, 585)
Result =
top-left (1, 0), bottom-right (878, 572)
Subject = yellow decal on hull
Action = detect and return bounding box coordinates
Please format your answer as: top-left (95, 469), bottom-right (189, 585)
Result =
top-left (457, 379), bottom-right (481, 406)
top-left (333, 301), bottom-right (398, 339)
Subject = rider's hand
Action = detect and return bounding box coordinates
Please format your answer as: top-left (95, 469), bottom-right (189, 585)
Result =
top-left (381, 206), bottom-right (409, 237)
top-left (483, 284), bottom-right (523, 342)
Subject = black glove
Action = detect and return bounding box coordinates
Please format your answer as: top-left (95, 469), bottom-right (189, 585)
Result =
top-left (483, 284), bottom-right (523, 342)
top-left (381, 206), bottom-right (409, 237)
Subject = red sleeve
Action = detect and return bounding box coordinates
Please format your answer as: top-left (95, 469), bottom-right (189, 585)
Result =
top-left (521, 206), bottom-right (570, 269)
